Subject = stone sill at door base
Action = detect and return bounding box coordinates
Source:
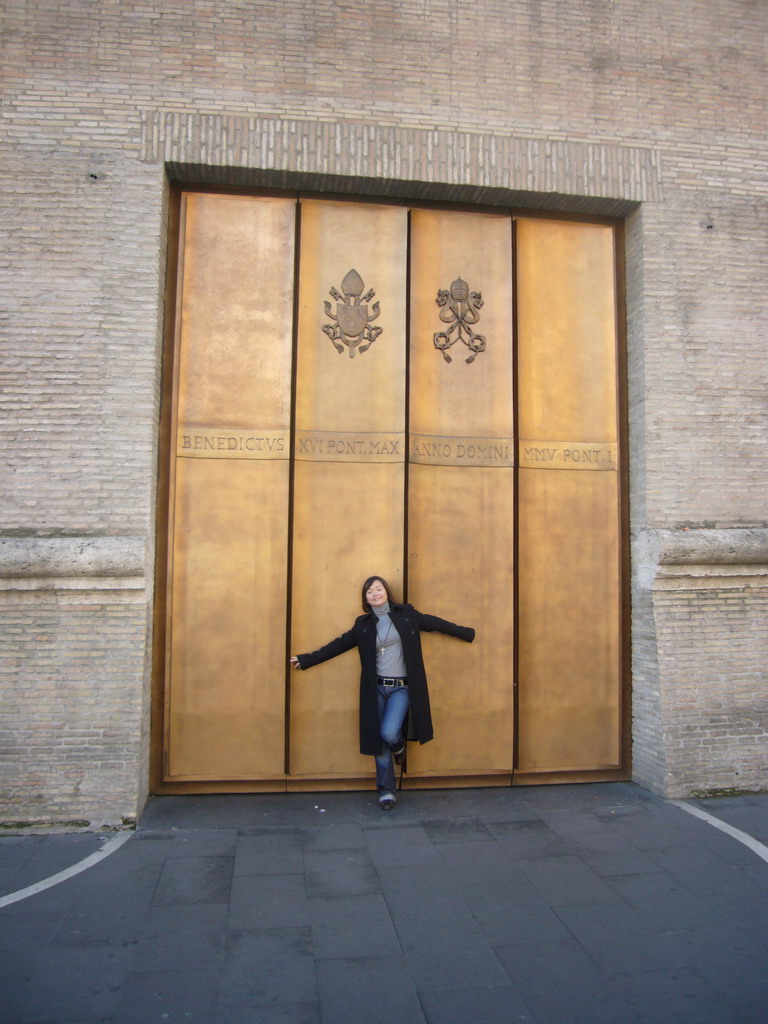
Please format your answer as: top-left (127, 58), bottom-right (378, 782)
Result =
top-left (153, 770), bottom-right (629, 795)
top-left (512, 767), bottom-right (630, 786)
top-left (155, 774), bottom-right (515, 794)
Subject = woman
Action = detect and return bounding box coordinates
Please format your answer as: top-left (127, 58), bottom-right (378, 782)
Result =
top-left (290, 576), bottom-right (475, 810)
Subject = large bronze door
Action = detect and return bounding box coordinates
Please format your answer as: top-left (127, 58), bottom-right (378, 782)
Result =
top-left (158, 191), bottom-right (625, 792)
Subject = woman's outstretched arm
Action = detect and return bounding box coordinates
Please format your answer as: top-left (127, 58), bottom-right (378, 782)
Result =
top-left (290, 626), bottom-right (358, 670)
top-left (414, 610), bottom-right (475, 643)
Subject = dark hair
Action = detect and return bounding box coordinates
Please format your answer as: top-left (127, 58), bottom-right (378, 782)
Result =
top-left (361, 576), bottom-right (396, 611)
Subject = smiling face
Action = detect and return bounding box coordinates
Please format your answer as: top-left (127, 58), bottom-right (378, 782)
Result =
top-left (365, 579), bottom-right (389, 608)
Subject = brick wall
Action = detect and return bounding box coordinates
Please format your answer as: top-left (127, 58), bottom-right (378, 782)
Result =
top-left (634, 531), bottom-right (768, 797)
top-left (0, 589), bottom-right (148, 825)
top-left (1, 0), bottom-right (766, 821)
top-left (657, 578), bottom-right (768, 796)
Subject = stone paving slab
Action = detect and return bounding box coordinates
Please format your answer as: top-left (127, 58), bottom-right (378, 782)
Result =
top-left (0, 833), bottom-right (107, 898)
top-left (1, 782), bottom-right (767, 1024)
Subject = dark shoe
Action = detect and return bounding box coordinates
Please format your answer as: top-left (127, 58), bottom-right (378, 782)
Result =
top-left (378, 793), bottom-right (396, 810)
top-left (392, 743), bottom-right (406, 765)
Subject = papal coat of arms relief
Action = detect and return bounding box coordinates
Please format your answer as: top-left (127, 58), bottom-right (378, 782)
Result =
top-left (322, 269), bottom-right (382, 358)
top-left (434, 277), bottom-right (486, 363)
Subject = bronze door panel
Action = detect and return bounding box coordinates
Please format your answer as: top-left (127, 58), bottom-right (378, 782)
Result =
top-left (165, 193), bottom-right (295, 780)
top-left (408, 208), bottom-right (515, 778)
top-left (515, 217), bottom-right (622, 774)
top-left (289, 199), bottom-right (407, 781)
top-left (168, 458), bottom-right (290, 778)
top-left (517, 468), bottom-right (621, 770)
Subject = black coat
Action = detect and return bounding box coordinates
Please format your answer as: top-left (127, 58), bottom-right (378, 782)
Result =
top-left (296, 602), bottom-right (475, 756)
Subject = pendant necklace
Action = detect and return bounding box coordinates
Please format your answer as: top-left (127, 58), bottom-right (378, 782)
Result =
top-left (378, 620), bottom-right (393, 656)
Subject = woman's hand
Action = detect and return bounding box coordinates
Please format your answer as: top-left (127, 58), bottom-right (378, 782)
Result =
top-left (289, 656), bottom-right (302, 670)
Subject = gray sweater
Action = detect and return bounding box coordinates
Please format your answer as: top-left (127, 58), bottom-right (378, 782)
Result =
top-left (372, 603), bottom-right (407, 679)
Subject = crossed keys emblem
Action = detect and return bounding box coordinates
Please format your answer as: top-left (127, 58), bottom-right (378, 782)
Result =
top-left (434, 277), bottom-right (485, 364)
top-left (322, 269), bottom-right (382, 358)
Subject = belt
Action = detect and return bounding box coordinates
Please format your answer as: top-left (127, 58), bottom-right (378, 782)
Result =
top-left (378, 677), bottom-right (407, 688)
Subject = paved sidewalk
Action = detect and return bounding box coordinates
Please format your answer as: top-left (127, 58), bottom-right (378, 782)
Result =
top-left (1, 782), bottom-right (767, 1023)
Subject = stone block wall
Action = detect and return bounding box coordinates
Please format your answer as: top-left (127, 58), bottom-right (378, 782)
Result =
top-left (634, 531), bottom-right (768, 796)
top-left (1, 0), bottom-right (766, 821)
top-left (0, 540), bottom-right (149, 824)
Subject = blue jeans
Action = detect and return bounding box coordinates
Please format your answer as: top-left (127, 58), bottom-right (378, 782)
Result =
top-left (374, 684), bottom-right (409, 795)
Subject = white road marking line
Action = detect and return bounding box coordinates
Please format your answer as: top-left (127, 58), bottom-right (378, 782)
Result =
top-left (0, 831), bottom-right (133, 909)
top-left (673, 800), bottom-right (768, 865)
